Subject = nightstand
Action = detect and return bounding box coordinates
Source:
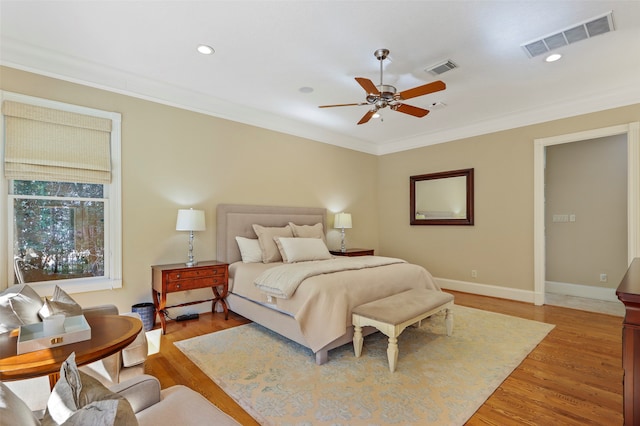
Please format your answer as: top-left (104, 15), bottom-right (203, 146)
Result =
top-left (151, 260), bottom-right (229, 334)
top-left (330, 248), bottom-right (374, 257)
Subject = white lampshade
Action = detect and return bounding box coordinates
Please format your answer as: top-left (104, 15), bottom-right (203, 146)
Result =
top-left (334, 212), bottom-right (352, 229)
top-left (176, 209), bottom-right (206, 231)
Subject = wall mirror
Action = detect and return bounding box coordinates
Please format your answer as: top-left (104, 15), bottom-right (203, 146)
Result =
top-left (410, 168), bottom-right (474, 225)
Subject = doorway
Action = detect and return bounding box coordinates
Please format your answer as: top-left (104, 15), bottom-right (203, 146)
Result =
top-left (533, 122), bottom-right (640, 306)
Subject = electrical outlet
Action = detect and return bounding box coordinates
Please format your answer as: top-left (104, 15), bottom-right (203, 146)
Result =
top-left (471, 270), bottom-right (477, 278)
top-left (600, 273), bottom-right (608, 283)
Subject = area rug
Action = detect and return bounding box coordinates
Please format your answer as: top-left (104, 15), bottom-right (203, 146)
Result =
top-left (175, 305), bottom-right (554, 425)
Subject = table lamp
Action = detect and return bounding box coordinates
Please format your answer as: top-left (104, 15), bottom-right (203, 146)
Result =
top-left (334, 212), bottom-right (352, 253)
top-left (176, 208), bottom-right (206, 266)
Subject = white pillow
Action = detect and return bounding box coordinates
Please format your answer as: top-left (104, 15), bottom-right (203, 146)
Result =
top-left (235, 236), bottom-right (263, 263)
top-left (274, 237), bottom-right (332, 263)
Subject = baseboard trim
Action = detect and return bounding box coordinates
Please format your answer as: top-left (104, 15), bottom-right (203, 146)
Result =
top-left (436, 278), bottom-right (536, 303)
top-left (545, 281), bottom-right (619, 302)
top-left (435, 278), bottom-right (620, 304)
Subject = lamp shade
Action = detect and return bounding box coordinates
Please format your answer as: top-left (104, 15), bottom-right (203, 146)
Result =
top-left (334, 212), bottom-right (352, 229)
top-left (176, 209), bottom-right (206, 231)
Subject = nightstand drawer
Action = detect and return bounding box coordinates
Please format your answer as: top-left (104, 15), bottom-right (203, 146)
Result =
top-left (166, 276), bottom-right (225, 292)
top-left (168, 266), bottom-right (224, 281)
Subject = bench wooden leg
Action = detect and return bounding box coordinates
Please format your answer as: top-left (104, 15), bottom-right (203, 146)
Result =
top-left (387, 336), bottom-right (399, 372)
top-left (445, 308), bottom-right (453, 336)
top-left (353, 324), bottom-right (363, 357)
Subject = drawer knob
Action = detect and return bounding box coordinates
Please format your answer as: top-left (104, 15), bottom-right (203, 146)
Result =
top-left (176, 274), bottom-right (181, 278)
top-left (177, 284), bottom-right (181, 288)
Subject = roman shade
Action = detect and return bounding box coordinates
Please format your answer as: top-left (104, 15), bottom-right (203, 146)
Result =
top-left (2, 100), bottom-right (113, 184)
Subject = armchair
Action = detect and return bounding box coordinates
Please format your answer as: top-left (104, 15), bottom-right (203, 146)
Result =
top-left (1, 373), bottom-right (240, 425)
top-left (112, 375), bottom-right (240, 425)
top-left (0, 284), bottom-right (148, 410)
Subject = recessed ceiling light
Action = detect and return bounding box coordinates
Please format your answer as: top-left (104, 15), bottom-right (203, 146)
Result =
top-left (299, 86), bottom-right (314, 94)
top-left (545, 53), bottom-right (562, 62)
top-left (197, 44), bottom-right (214, 55)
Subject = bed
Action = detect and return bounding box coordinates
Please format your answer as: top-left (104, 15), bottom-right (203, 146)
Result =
top-left (216, 204), bottom-right (440, 364)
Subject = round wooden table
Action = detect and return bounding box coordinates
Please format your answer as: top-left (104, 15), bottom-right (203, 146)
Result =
top-left (0, 315), bottom-right (141, 389)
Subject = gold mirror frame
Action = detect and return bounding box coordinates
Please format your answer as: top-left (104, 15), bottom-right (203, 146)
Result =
top-left (410, 168), bottom-right (474, 225)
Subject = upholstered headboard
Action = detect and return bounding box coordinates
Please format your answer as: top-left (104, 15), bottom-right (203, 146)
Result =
top-left (216, 204), bottom-right (327, 264)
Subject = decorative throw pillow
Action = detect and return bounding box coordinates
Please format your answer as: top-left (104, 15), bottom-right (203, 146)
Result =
top-left (274, 237), bottom-right (332, 263)
top-left (0, 381), bottom-right (40, 426)
top-left (42, 353), bottom-right (137, 426)
top-left (235, 236), bottom-right (263, 263)
top-left (252, 224), bottom-right (293, 263)
top-left (39, 286), bottom-right (83, 319)
top-left (0, 283), bottom-right (44, 334)
top-left (289, 222), bottom-right (327, 243)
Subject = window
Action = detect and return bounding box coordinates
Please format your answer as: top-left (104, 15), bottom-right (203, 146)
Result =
top-left (1, 92), bottom-right (122, 295)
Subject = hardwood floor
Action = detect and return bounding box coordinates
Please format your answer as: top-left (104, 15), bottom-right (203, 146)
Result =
top-left (144, 291), bottom-right (624, 425)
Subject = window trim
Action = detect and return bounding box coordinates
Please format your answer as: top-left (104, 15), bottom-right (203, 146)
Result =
top-left (1, 91), bottom-right (122, 296)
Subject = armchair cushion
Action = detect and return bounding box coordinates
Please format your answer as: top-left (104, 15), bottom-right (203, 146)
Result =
top-left (41, 353), bottom-right (137, 426)
top-left (132, 384), bottom-right (241, 426)
top-left (109, 375), bottom-right (161, 414)
top-left (81, 304), bottom-right (118, 318)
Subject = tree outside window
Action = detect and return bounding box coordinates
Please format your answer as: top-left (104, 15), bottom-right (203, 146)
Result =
top-left (12, 180), bottom-right (105, 283)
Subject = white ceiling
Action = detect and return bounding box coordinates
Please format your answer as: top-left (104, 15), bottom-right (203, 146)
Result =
top-left (2, 1), bottom-right (640, 155)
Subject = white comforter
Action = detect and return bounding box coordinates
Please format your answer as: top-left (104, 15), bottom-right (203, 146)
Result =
top-left (230, 257), bottom-right (440, 353)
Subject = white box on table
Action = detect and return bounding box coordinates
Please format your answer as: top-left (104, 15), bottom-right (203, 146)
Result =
top-left (17, 315), bottom-right (91, 355)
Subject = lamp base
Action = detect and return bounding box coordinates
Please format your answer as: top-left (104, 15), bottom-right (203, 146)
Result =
top-left (185, 231), bottom-right (197, 266)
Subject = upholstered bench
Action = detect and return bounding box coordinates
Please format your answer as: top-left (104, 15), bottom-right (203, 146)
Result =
top-left (352, 288), bottom-right (454, 372)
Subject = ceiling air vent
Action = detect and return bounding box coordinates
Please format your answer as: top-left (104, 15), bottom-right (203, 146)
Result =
top-left (521, 11), bottom-right (614, 58)
top-left (425, 60), bottom-right (458, 76)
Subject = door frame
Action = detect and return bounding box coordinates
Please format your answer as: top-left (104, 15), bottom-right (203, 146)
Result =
top-left (533, 122), bottom-right (640, 305)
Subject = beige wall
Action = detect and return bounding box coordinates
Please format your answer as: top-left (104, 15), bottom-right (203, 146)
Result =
top-left (2, 66), bottom-right (639, 308)
top-left (378, 104), bottom-right (640, 293)
top-left (545, 134), bottom-right (627, 288)
top-left (0, 66), bottom-right (379, 312)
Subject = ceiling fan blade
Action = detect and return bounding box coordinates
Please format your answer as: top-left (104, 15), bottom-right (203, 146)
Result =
top-left (355, 77), bottom-right (380, 95)
top-left (394, 103), bottom-right (430, 118)
top-left (399, 80), bottom-right (446, 100)
top-left (357, 110), bottom-right (377, 125)
top-left (319, 102), bottom-right (368, 108)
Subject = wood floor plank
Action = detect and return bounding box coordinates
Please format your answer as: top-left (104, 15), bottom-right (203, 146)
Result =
top-left (143, 291), bottom-right (624, 425)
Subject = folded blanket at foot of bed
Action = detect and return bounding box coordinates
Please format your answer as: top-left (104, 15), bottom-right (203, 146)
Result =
top-left (254, 256), bottom-right (406, 299)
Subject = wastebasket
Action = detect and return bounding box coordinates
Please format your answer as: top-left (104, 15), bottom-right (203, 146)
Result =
top-left (132, 302), bottom-right (155, 331)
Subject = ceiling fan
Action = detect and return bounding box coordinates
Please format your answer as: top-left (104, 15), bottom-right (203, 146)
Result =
top-left (319, 48), bottom-right (446, 125)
